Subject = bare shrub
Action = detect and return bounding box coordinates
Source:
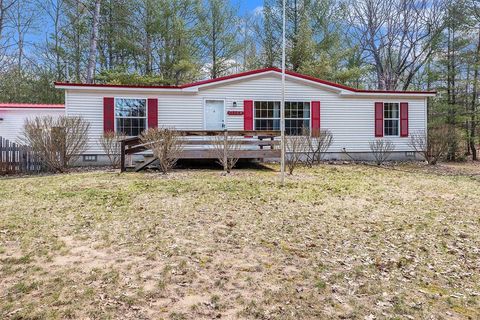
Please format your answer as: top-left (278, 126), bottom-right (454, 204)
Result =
top-left (285, 136), bottom-right (307, 175)
top-left (409, 126), bottom-right (449, 165)
top-left (21, 116), bottom-right (89, 172)
top-left (369, 139), bottom-right (395, 165)
top-left (98, 131), bottom-right (126, 168)
top-left (140, 128), bottom-right (184, 174)
top-left (304, 129), bottom-right (333, 166)
top-left (211, 133), bottom-right (243, 173)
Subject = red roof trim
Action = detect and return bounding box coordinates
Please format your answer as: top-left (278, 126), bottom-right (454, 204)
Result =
top-left (0, 103), bottom-right (65, 109)
top-left (54, 68), bottom-right (436, 95)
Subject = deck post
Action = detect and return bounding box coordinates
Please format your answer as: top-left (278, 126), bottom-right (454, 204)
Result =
top-left (120, 140), bottom-right (126, 172)
top-left (223, 130), bottom-right (228, 172)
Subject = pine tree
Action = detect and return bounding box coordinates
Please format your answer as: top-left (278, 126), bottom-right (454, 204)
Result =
top-left (198, 0), bottom-right (241, 79)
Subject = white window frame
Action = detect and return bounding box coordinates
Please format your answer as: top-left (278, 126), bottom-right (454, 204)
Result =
top-left (383, 102), bottom-right (400, 137)
top-left (253, 100), bottom-right (312, 135)
top-left (114, 97), bottom-right (148, 136)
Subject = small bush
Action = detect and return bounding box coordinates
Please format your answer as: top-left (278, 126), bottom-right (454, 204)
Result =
top-left (409, 126), bottom-right (450, 165)
top-left (21, 116), bottom-right (89, 172)
top-left (285, 136), bottom-right (307, 175)
top-left (212, 134), bottom-right (243, 173)
top-left (369, 139), bottom-right (395, 165)
top-left (98, 131), bottom-right (126, 168)
top-left (140, 128), bottom-right (184, 174)
top-left (304, 129), bottom-right (334, 166)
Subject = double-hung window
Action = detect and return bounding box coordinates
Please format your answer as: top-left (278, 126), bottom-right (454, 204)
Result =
top-left (384, 103), bottom-right (400, 136)
top-left (115, 98), bottom-right (147, 136)
top-left (254, 101), bottom-right (310, 135)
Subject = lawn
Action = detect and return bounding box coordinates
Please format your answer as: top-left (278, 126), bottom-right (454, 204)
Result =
top-left (0, 163), bottom-right (479, 319)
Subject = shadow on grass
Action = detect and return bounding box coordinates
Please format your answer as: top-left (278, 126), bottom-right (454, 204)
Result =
top-left (175, 159), bottom-right (277, 171)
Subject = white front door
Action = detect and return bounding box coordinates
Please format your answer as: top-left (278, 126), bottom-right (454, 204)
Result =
top-left (205, 100), bottom-right (225, 130)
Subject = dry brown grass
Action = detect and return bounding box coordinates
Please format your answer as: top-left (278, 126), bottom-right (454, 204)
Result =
top-left (0, 163), bottom-right (479, 319)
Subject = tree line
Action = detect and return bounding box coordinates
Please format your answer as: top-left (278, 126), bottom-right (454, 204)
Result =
top-left (0, 0), bottom-right (479, 160)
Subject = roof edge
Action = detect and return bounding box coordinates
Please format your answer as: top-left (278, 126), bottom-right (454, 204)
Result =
top-left (54, 68), bottom-right (437, 95)
top-left (0, 103), bottom-right (65, 109)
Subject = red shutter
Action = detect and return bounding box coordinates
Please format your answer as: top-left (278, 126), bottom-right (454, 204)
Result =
top-left (244, 100), bottom-right (253, 131)
top-left (400, 102), bottom-right (409, 137)
top-left (103, 97), bottom-right (115, 133)
top-left (148, 98), bottom-right (158, 129)
top-left (375, 102), bottom-right (384, 137)
top-left (311, 101), bottom-right (320, 137)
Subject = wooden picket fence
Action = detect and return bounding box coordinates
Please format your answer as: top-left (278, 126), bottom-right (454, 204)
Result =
top-left (0, 137), bottom-right (45, 175)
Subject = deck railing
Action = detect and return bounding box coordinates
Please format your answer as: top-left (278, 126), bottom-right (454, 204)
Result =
top-left (120, 130), bottom-right (281, 172)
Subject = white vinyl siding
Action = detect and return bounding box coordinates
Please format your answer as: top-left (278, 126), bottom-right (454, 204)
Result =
top-left (65, 73), bottom-right (427, 154)
top-left (0, 108), bottom-right (64, 143)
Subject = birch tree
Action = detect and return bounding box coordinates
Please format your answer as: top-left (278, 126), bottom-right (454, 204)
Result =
top-left (86, 0), bottom-right (100, 83)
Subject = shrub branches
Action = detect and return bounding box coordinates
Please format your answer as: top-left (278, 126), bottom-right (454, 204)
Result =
top-left (304, 129), bottom-right (334, 166)
top-left (211, 133), bottom-right (243, 173)
top-left (140, 128), bottom-right (184, 174)
top-left (409, 126), bottom-right (450, 165)
top-left (21, 116), bottom-right (89, 172)
top-left (98, 131), bottom-right (126, 168)
top-left (369, 139), bottom-right (395, 165)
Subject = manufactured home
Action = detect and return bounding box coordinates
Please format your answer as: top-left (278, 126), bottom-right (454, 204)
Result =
top-left (2, 68), bottom-right (435, 165)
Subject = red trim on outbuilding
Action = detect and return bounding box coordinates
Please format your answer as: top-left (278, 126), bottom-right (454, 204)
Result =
top-left (0, 103), bottom-right (64, 109)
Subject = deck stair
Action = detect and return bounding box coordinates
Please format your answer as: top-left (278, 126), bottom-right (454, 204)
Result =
top-left (120, 130), bottom-right (281, 172)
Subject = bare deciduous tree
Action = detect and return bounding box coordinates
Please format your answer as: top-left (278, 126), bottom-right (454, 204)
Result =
top-left (98, 131), bottom-right (125, 168)
top-left (304, 129), bottom-right (333, 166)
top-left (409, 126), bottom-right (450, 165)
top-left (0, 0), bottom-right (16, 48)
top-left (140, 128), bottom-right (184, 174)
top-left (369, 139), bottom-right (395, 165)
top-left (21, 115), bottom-right (89, 172)
top-left (211, 133), bottom-right (243, 173)
top-left (86, 0), bottom-right (100, 83)
top-left (347, 0), bottom-right (445, 90)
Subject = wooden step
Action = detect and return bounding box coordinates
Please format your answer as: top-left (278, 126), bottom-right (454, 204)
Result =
top-left (134, 156), bottom-right (158, 172)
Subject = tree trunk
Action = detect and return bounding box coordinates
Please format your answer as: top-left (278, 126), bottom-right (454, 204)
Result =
top-left (0, 0), bottom-right (4, 42)
top-left (447, 23), bottom-right (458, 161)
top-left (471, 29), bottom-right (480, 161)
top-left (211, 15), bottom-right (217, 79)
top-left (86, 0), bottom-right (101, 83)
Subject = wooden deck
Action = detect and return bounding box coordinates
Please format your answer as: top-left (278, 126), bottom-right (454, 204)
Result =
top-left (120, 130), bottom-right (281, 172)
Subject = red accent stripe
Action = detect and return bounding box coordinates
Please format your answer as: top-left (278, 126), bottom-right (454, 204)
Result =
top-left (400, 102), bottom-right (409, 137)
top-left (54, 68), bottom-right (436, 95)
top-left (375, 102), bottom-right (384, 137)
top-left (148, 98), bottom-right (158, 128)
top-left (0, 103), bottom-right (64, 109)
top-left (311, 101), bottom-right (320, 137)
top-left (103, 97), bottom-right (115, 133)
top-left (244, 100), bottom-right (253, 131)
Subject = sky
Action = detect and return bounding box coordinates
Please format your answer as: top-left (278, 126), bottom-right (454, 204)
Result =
top-left (236, 0), bottom-right (263, 16)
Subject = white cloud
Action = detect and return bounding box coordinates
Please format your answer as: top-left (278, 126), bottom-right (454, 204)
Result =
top-left (252, 6), bottom-right (264, 17)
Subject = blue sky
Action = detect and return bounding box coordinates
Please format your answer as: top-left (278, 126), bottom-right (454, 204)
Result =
top-left (236, 0), bottom-right (263, 15)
